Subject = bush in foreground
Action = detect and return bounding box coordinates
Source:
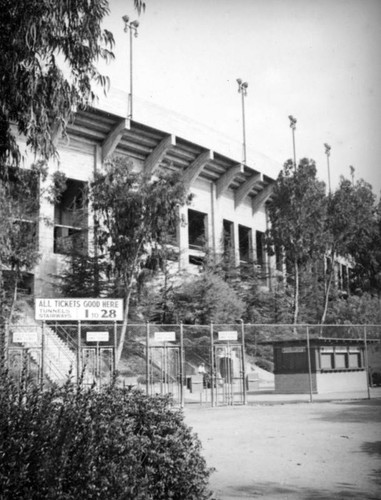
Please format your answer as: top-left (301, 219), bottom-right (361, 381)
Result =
top-left (0, 375), bottom-right (213, 499)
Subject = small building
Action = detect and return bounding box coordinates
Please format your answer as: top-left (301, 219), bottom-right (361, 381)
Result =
top-left (269, 338), bottom-right (375, 395)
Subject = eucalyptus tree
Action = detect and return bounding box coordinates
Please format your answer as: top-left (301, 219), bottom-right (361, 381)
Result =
top-left (266, 159), bottom-right (327, 324)
top-left (0, 0), bottom-right (116, 171)
top-left (0, 168), bottom-right (40, 325)
top-left (0, 0), bottom-right (118, 335)
top-left (321, 178), bottom-right (377, 323)
top-left (91, 157), bottom-right (190, 367)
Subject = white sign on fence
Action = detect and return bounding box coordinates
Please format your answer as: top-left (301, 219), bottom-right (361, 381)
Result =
top-left (218, 331), bottom-right (238, 341)
top-left (86, 331), bottom-right (109, 342)
top-left (35, 298), bottom-right (124, 321)
top-left (154, 331), bottom-right (176, 342)
top-left (13, 331), bottom-right (38, 344)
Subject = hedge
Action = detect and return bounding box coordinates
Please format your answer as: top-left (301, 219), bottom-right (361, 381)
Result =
top-left (0, 373), bottom-right (214, 499)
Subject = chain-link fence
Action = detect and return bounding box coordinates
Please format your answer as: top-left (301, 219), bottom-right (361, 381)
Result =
top-left (2, 322), bottom-right (380, 404)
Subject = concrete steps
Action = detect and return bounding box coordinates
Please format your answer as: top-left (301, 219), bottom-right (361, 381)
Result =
top-left (12, 305), bottom-right (77, 385)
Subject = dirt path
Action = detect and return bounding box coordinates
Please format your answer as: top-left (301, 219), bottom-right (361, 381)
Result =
top-left (184, 399), bottom-right (381, 499)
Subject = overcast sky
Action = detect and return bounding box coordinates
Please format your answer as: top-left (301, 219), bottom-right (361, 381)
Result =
top-left (98, 0), bottom-right (381, 195)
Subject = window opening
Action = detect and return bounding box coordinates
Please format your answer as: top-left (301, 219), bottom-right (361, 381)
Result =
top-left (223, 219), bottom-right (234, 255)
top-left (256, 230), bottom-right (265, 265)
top-left (188, 209), bottom-right (207, 250)
top-left (238, 225), bottom-right (252, 263)
top-left (54, 179), bottom-right (88, 254)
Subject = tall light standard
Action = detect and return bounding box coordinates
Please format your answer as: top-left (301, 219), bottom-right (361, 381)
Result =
top-left (350, 165), bottom-right (355, 185)
top-left (288, 115), bottom-right (297, 171)
top-left (122, 15), bottom-right (139, 120)
top-left (324, 143), bottom-right (331, 194)
top-left (237, 78), bottom-right (248, 164)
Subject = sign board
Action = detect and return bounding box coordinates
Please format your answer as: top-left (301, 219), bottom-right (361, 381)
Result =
top-left (35, 298), bottom-right (123, 321)
top-left (218, 331), bottom-right (238, 341)
top-left (86, 331), bottom-right (109, 342)
top-left (13, 331), bottom-right (38, 344)
top-left (154, 331), bottom-right (176, 342)
top-left (282, 347), bottom-right (306, 353)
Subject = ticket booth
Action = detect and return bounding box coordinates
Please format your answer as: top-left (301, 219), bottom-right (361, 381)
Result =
top-left (271, 338), bottom-right (373, 395)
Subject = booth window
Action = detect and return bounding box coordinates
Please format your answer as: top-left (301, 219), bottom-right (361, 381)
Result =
top-left (188, 209), bottom-right (207, 250)
top-left (54, 179), bottom-right (88, 254)
top-left (320, 347), bottom-right (363, 371)
top-left (320, 352), bottom-right (334, 369)
top-left (335, 352), bottom-right (347, 369)
top-left (239, 225), bottom-right (252, 263)
top-left (348, 351), bottom-right (361, 368)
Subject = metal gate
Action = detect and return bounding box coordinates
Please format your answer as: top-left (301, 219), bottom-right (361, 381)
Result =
top-left (148, 345), bottom-right (182, 401)
top-left (82, 347), bottom-right (114, 387)
top-left (213, 344), bottom-right (245, 405)
top-left (8, 347), bottom-right (42, 385)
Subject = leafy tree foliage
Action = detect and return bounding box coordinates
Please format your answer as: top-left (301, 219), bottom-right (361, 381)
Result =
top-left (0, 167), bottom-right (40, 323)
top-left (58, 254), bottom-right (111, 298)
top-left (321, 178), bottom-right (378, 322)
top-left (347, 194), bottom-right (381, 295)
top-left (0, 0), bottom-right (115, 170)
top-left (91, 157), bottom-right (191, 366)
top-left (326, 293), bottom-right (381, 325)
top-left (0, 0), bottom-right (119, 357)
top-left (171, 272), bottom-right (245, 325)
top-left (0, 374), bottom-right (213, 499)
top-left (266, 159), bottom-right (327, 323)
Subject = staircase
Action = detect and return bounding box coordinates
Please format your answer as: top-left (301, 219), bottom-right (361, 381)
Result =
top-left (12, 304), bottom-right (78, 385)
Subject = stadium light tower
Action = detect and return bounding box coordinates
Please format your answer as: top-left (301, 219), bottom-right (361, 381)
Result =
top-left (324, 143), bottom-right (332, 194)
top-left (288, 115), bottom-right (297, 171)
top-left (123, 15), bottom-right (140, 120)
top-left (237, 78), bottom-right (248, 164)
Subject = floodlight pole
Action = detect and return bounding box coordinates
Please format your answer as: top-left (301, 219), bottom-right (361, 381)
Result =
top-left (289, 115), bottom-right (297, 171)
top-left (123, 15), bottom-right (139, 120)
top-left (237, 78), bottom-right (248, 164)
top-left (324, 143), bottom-right (332, 194)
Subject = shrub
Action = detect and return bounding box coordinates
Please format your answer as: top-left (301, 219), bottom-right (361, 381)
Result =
top-left (0, 374), bottom-right (213, 499)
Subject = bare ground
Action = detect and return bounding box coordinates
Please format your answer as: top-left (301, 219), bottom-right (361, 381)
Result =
top-left (184, 398), bottom-right (381, 500)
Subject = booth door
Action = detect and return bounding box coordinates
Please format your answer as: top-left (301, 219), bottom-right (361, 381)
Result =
top-left (82, 347), bottom-right (114, 386)
top-left (149, 345), bottom-right (181, 401)
top-left (213, 344), bottom-right (244, 405)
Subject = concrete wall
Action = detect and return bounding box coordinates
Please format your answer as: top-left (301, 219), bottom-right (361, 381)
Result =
top-left (27, 110), bottom-right (274, 296)
top-left (275, 373), bottom-right (317, 394)
top-left (275, 370), bottom-right (368, 394)
top-left (316, 370), bottom-right (367, 393)
top-left (34, 141), bottom-right (97, 296)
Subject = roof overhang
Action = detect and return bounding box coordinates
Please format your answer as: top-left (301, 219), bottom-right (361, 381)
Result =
top-left (65, 106), bottom-right (276, 205)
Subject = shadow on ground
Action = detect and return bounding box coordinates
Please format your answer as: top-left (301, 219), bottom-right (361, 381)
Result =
top-left (314, 399), bottom-right (381, 424)
top-left (225, 482), bottom-right (380, 500)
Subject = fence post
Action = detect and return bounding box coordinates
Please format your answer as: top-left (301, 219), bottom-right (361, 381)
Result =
top-left (210, 323), bottom-right (215, 407)
top-left (4, 320), bottom-right (9, 371)
top-left (306, 326), bottom-right (313, 403)
top-left (180, 322), bottom-right (184, 408)
top-left (364, 326), bottom-right (371, 400)
top-left (77, 320), bottom-right (81, 385)
top-left (113, 321), bottom-right (117, 377)
top-left (145, 322), bottom-right (150, 396)
top-left (41, 322), bottom-right (45, 389)
top-left (241, 320), bottom-right (247, 405)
